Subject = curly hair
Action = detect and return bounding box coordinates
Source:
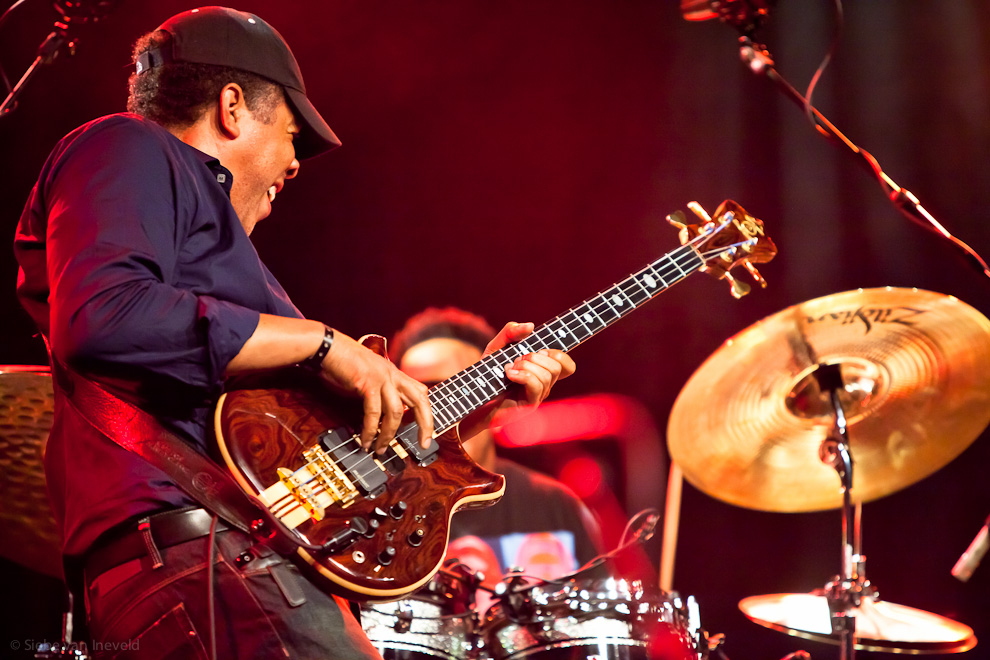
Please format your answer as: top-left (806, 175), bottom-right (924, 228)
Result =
top-left (390, 307), bottom-right (496, 366)
top-left (126, 30), bottom-right (282, 129)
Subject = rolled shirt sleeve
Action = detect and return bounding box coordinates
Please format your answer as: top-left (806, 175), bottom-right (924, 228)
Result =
top-left (17, 114), bottom-right (299, 399)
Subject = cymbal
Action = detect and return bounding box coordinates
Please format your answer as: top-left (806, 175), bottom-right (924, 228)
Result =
top-left (739, 592), bottom-right (977, 654)
top-left (668, 287), bottom-right (990, 511)
top-left (0, 366), bottom-right (61, 578)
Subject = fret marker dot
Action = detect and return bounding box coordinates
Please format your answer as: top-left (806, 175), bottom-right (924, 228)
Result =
top-left (612, 294), bottom-right (624, 306)
top-left (644, 274), bottom-right (657, 288)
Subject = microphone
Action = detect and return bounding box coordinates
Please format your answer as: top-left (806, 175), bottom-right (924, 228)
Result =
top-left (680, 0), bottom-right (776, 36)
top-left (952, 514), bottom-right (990, 582)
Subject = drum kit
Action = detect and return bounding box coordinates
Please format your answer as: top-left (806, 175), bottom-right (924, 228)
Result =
top-left (1, 287), bottom-right (989, 659)
top-left (361, 557), bottom-right (708, 660)
top-left (358, 287), bottom-right (989, 660)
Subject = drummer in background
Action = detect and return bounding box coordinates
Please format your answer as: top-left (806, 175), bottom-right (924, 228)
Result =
top-left (390, 307), bottom-right (605, 603)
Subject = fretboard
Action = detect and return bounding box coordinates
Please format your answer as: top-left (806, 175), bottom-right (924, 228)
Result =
top-left (425, 242), bottom-right (704, 433)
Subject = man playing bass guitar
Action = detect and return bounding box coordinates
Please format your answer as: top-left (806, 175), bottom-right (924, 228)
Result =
top-left (13, 7), bottom-right (574, 659)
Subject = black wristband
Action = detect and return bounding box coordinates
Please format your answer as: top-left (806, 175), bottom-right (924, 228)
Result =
top-left (300, 325), bottom-right (334, 372)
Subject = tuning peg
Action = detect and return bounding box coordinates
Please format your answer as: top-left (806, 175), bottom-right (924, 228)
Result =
top-left (744, 262), bottom-right (768, 288)
top-left (687, 201), bottom-right (713, 223)
top-left (724, 271), bottom-right (752, 299)
top-left (666, 210), bottom-right (687, 229)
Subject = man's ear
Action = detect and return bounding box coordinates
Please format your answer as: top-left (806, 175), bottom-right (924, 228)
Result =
top-left (217, 83), bottom-right (247, 140)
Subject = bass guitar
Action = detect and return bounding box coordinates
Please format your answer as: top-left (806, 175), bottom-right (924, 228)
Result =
top-left (214, 199), bottom-right (776, 601)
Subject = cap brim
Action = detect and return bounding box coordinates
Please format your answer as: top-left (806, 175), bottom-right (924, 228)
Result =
top-left (284, 87), bottom-right (341, 160)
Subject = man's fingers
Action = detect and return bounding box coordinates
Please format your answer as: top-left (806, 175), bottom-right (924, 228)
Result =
top-left (374, 387), bottom-right (404, 452)
top-left (400, 379), bottom-right (434, 449)
top-left (360, 401), bottom-right (382, 449)
top-left (545, 348), bottom-right (576, 379)
top-left (485, 321), bottom-right (534, 354)
top-left (506, 360), bottom-right (552, 405)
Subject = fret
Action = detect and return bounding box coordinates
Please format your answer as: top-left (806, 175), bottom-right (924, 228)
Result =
top-left (544, 316), bottom-right (575, 351)
top-left (470, 372), bottom-right (491, 394)
top-left (599, 287), bottom-right (628, 319)
top-left (591, 292), bottom-right (621, 324)
top-left (620, 276), bottom-right (651, 306)
top-left (429, 396), bottom-right (456, 429)
top-left (454, 381), bottom-right (483, 408)
top-left (466, 366), bottom-right (498, 399)
top-left (676, 245), bottom-right (704, 274)
top-left (444, 391), bottom-right (471, 417)
top-left (669, 248), bottom-right (690, 277)
top-left (571, 304), bottom-right (601, 337)
top-left (420, 242), bottom-right (708, 435)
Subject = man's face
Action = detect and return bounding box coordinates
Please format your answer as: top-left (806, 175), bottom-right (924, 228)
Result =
top-left (399, 337), bottom-right (483, 387)
top-left (227, 97), bottom-right (301, 235)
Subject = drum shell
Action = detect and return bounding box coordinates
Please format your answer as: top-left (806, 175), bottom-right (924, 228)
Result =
top-left (482, 580), bottom-right (700, 660)
top-left (363, 598), bottom-right (479, 660)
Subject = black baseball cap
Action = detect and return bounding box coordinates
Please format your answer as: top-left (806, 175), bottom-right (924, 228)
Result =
top-left (137, 6), bottom-right (340, 159)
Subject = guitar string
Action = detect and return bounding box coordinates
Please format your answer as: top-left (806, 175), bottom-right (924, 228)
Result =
top-left (285, 246), bottom-right (699, 509)
top-left (278, 246), bottom-right (702, 515)
top-left (433, 244), bottom-right (702, 414)
top-left (428, 243), bottom-right (700, 425)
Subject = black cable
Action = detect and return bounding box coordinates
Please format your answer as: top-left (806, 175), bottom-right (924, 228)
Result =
top-left (803, 0), bottom-right (844, 131)
top-left (207, 514), bottom-right (218, 660)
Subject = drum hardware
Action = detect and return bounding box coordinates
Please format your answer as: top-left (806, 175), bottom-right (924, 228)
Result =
top-left (480, 514), bottom-right (714, 660)
top-left (361, 559), bottom-right (488, 660)
top-left (483, 573), bottom-right (707, 660)
top-left (392, 605), bottom-right (415, 634)
top-left (668, 288), bottom-right (988, 657)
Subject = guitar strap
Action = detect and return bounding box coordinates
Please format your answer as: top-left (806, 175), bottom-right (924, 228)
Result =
top-left (50, 358), bottom-right (261, 538)
top-left (49, 360), bottom-right (374, 621)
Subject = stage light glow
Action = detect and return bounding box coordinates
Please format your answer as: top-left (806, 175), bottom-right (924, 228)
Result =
top-left (493, 394), bottom-right (631, 447)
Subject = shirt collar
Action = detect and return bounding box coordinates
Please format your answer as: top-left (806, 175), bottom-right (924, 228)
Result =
top-left (205, 159), bottom-right (234, 197)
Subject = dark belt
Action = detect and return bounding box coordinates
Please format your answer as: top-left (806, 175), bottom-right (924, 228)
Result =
top-left (84, 507), bottom-right (229, 580)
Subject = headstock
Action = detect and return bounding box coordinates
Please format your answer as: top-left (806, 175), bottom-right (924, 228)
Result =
top-left (667, 199), bottom-right (777, 298)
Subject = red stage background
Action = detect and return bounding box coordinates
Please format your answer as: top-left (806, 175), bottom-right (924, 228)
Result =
top-left (1, 1), bottom-right (988, 658)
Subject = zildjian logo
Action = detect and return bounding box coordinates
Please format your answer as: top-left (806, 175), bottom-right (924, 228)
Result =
top-left (805, 306), bottom-right (926, 333)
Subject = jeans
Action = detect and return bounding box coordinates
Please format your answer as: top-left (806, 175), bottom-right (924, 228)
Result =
top-left (83, 526), bottom-right (383, 660)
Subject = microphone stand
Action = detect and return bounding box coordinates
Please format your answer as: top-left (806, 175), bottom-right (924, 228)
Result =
top-left (0, 0), bottom-right (123, 119)
top-left (0, 18), bottom-right (79, 118)
top-left (737, 37), bottom-right (990, 283)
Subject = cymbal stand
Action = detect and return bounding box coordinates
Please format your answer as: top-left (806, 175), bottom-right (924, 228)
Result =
top-left (814, 363), bottom-right (875, 660)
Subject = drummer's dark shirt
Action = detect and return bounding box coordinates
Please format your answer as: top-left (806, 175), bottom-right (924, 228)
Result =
top-left (449, 458), bottom-right (604, 582)
top-left (14, 113), bottom-right (302, 556)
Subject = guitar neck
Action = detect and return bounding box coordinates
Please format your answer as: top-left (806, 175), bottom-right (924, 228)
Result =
top-left (426, 243), bottom-right (704, 434)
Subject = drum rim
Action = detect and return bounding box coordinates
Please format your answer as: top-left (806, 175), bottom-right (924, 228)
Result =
top-left (491, 637), bottom-right (651, 660)
top-left (370, 639), bottom-right (466, 660)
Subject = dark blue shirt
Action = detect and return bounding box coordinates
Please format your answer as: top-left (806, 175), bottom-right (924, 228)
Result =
top-left (14, 113), bottom-right (302, 555)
